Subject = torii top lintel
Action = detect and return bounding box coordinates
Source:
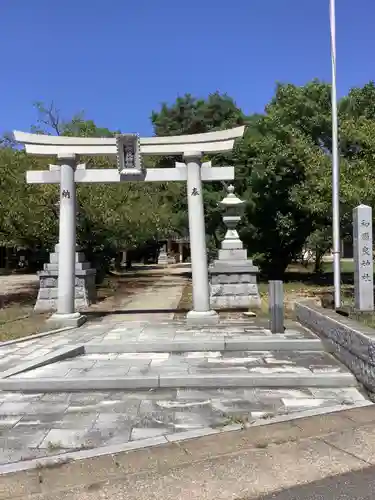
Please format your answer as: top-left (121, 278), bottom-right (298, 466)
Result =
top-left (13, 126), bottom-right (245, 157)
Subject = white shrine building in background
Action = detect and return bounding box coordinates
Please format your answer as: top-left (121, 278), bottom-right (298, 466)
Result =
top-left (13, 126), bottom-right (245, 327)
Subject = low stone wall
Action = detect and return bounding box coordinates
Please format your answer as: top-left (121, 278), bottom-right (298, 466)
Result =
top-left (295, 301), bottom-right (375, 393)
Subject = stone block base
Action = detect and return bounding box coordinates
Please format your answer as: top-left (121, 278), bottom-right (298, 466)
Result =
top-left (158, 251), bottom-right (168, 265)
top-left (34, 246), bottom-right (97, 312)
top-left (47, 313), bottom-right (87, 328)
top-left (186, 310), bottom-right (219, 325)
top-left (210, 295), bottom-right (261, 309)
top-left (209, 264), bottom-right (261, 310)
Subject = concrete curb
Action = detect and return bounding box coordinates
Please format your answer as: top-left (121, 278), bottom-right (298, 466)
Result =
top-left (0, 400), bottom-right (371, 476)
top-left (0, 326), bottom-right (75, 348)
top-left (85, 338), bottom-right (325, 353)
top-left (0, 371), bottom-right (358, 391)
top-left (0, 345), bottom-right (84, 379)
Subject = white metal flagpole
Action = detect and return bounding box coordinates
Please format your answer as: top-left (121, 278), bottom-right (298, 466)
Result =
top-left (330, 0), bottom-right (341, 308)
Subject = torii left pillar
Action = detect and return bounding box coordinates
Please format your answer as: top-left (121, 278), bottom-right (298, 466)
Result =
top-left (48, 153), bottom-right (86, 327)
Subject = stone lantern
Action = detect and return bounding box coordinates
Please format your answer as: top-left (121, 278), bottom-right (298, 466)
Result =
top-left (209, 185), bottom-right (260, 309)
top-left (219, 185), bottom-right (246, 250)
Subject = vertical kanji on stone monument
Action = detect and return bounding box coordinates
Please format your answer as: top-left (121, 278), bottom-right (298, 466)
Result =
top-left (353, 204), bottom-right (374, 311)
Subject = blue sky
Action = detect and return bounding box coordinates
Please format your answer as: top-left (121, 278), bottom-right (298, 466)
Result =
top-left (1, 0), bottom-right (374, 136)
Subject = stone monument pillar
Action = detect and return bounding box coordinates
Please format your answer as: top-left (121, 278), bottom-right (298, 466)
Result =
top-left (158, 245), bottom-right (168, 266)
top-left (35, 244), bottom-right (96, 312)
top-left (157, 244), bottom-right (169, 265)
top-left (209, 185), bottom-right (260, 309)
top-left (353, 204), bottom-right (374, 311)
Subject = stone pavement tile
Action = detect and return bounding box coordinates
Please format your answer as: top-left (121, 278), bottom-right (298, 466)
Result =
top-left (0, 428), bottom-right (48, 449)
top-left (0, 416), bottom-right (21, 430)
top-left (185, 351), bottom-right (221, 359)
top-left (38, 412), bottom-right (98, 430)
top-left (127, 366), bottom-right (152, 377)
top-left (65, 368), bottom-right (88, 378)
top-left (131, 427), bottom-right (169, 440)
top-left (272, 351), bottom-right (338, 366)
top-left (175, 388), bottom-right (240, 401)
top-left (19, 364), bottom-right (72, 378)
top-left (211, 397), bottom-right (281, 415)
top-left (91, 413), bottom-right (132, 445)
top-left (19, 402), bottom-right (70, 415)
top-left (40, 393), bottom-right (72, 404)
top-left (248, 366), bottom-right (311, 374)
top-left (68, 392), bottom-right (111, 405)
top-left (0, 402), bottom-right (31, 414)
top-left (251, 388), bottom-right (312, 400)
top-left (97, 398), bottom-right (141, 416)
top-left (38, 428), bottom-right (97, 449)
top-left (173, 403), bottom-right (228, 428)
top-left (53, 359), bottom-right (96, 369)
top-left (0, 447), bottom-right (47, 466)
top-left (83, 367), bottom-right (131, 377)
top-left (188, 366), bottom-right (249, 375)
top-left (172, 411), bottom-right (210, 429)
top-left (156, 399), bottom-right (212, 410)
top-left (281, 398), bottom-right (336, 411)
top-left (309, 388), bottom-right (367, 402)
top-left (208, 355), bottom-right (265, 367)
top-left (15, 412), bottom-right (69, 428)
top-left (88, 360), bottom-right (134, 370)
top-left (93, 412), bottom-right (131, 429)
top-left (111, 389), bottom-right (177, 401)
top-left (11, 371), bottom-right (40, 379)
top-left (322, 424), bottom-right (375, 464)
top-left (310, 366), bottom-right (345, 373)
top-left (117, 356), bottom-right (153, 367)
top-left (0, 392), bottom-right (43, 403)
top-left (150, 357), bottom-right (184, 368)
top-left (136, 407), bottom-right (175, 429)
top-left (84, 353), bottom-right (119, 360)
top-left (147, 367), bottom-right (190, 377)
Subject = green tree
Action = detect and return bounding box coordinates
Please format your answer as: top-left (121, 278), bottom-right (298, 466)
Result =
top-left (234, 112), bottom-right (330, 277)
top-left (150, 92), bottom-right (246, 249)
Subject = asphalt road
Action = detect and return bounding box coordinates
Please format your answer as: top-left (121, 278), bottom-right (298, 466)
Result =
top-left (257, 465), bottom-right (375, 500)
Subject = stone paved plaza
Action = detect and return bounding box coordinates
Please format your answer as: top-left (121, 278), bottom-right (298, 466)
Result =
top-left (0, 314), bottom-right (371, 466)
top-left (0, 269), bottom-right (371, 468)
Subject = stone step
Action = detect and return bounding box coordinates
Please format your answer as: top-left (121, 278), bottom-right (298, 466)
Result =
top-left (4, 348), bottom-right (357, 391)
top-left (0, 371), bottom-right (358, 392)
top-left (85, 338), bottom-right (325, 353)
top-left (4, 348), bottom-right (352, 389)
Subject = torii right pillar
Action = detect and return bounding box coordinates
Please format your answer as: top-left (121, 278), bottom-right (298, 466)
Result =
top-left (185, 152), bottom-right (219, 324)
top-left (209, 185), bottom-right (261, 310)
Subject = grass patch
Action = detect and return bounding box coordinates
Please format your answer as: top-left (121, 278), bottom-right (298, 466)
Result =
top-left (349, 311), bottom-right (375, 329)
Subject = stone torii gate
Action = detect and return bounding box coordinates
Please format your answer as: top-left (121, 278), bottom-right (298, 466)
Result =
top-left (13, 127), bottom-right (244, 326)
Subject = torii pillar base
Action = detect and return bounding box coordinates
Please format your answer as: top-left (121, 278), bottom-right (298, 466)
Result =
top-left (186, 309), bottom-right (219, 326)
top-left (47, 312), bottom-right (87, 328)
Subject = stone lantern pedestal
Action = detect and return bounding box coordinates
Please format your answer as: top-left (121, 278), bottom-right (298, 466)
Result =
top-left (157, 245), bottom-right (169, 265)
top-left (209, 186), bottom-right (260, 309)
top-left (34, 244), bottom-right (97, 312)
